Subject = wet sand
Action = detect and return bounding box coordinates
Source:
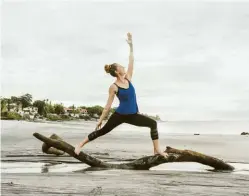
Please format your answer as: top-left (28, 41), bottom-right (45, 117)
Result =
top-left (2, 170), bottom-right (249, 196)
top-left (1, 120), bottom-right (249, 195)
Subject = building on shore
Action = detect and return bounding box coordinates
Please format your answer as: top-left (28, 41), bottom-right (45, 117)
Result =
top-left (64, 107), bottom-right (88, 118)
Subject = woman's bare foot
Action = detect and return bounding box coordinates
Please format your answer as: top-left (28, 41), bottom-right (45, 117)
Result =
top-left (74, 144), bottom-right (82, 155)
top-left (74, 138), bottom-right (89, 155)
top-left (154, 149), bottom-right (168, 157)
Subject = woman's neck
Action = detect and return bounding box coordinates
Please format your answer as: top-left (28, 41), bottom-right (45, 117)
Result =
top-left (116, 75), bottom-right (126, 83)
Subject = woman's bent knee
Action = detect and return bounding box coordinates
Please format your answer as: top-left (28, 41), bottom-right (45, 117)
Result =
top-left (151, 119), bottom-right (157, 129)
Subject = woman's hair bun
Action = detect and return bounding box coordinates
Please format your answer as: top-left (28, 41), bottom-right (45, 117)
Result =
top-left (104, 64), bottom-right (111, 73)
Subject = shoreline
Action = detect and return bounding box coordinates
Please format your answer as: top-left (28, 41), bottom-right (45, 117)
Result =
top-left (1, 119), bottom-right (249, 136)
top-left (0, 117), bottom-right (162, 123)
top-left (0, 118), bottom-right (98, 123)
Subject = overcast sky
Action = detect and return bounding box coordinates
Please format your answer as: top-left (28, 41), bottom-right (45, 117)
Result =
top-left (1, 0), bottom-right (249, 121)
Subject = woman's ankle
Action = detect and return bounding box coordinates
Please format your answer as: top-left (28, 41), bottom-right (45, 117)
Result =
top-left (78, 138), bottom-right (89, 148)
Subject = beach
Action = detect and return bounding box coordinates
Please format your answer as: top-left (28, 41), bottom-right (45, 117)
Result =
top-left (2, 0), bottom-right (249, 195)
top-left (1, 120), bottom-right (249, 196)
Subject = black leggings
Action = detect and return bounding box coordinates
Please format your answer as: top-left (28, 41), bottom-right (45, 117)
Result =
top-left (88, 112), bottom-right (159, 141)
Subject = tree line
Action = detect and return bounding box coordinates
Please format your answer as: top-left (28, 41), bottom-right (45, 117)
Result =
top-left (1, 93), bottom-right (160, 121)
top-left (1, 94), bottom-right (115, 118)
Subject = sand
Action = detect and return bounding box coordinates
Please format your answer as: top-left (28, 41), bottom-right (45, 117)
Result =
top-left (1, 120), bottom-right (249, 196)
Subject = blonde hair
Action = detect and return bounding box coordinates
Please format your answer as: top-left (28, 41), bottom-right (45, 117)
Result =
top-left (104, 63), bottom-right (117, 77)
top-left (104, 64), bottom-right (111, 73)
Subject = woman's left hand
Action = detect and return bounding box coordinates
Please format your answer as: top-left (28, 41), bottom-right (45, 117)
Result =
top-left (126, 32), bottom-right (133, 45)
top-left (95, 120), bottom-right (103, 131)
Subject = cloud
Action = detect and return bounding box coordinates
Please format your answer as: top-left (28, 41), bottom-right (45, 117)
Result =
top-left (2, 0), bottom-right (249, 120)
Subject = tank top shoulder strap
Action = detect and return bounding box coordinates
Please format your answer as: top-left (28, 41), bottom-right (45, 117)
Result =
top-left (113, 83), bottom-right (119, 94)
top-left (113, 83), bottom-right (119, 88)
top-left (125, 78), bottom-right (130, 83)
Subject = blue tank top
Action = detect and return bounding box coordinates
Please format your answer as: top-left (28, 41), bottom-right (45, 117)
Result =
top-left (114, 79), bottom-right (139, 115)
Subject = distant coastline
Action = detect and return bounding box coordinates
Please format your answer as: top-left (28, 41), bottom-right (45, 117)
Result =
top-left (1, 93), bottom-right (161, 122)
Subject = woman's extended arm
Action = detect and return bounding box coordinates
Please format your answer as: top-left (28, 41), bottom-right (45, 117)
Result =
top-left (125, 32), bottom-right (134, 81)
top-left (96, 85), bottom-right (116, 130)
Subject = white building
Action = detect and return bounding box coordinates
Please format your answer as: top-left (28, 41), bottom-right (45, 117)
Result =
top-left (79, 108), bottom-right (88, 116)
top-left (93, 113), bottom-right (99, 118)
top-left (18, 107), bottom-right (38, 119)
top-left (9, 103), bottom-right (22, 112)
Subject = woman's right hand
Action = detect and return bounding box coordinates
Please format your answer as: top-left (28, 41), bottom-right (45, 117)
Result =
top-left (95, 120), bottom-right (103, 130)
top-left (126, 32), bottom-right (133, 45)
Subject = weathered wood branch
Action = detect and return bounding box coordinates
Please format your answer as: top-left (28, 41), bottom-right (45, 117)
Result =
top-left (42, 134), bottom-right (65, 156)
top-left (34, 132), bottom-right (106, 167)
top-left (164, 147), bottom-right (234, 170)
top-left (33, 132), bottom-right (234, 171)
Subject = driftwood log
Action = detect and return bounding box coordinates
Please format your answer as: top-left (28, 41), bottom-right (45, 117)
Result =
top-left (33, 132), bottom-right (234, 171)
top-left (42, 134), bottom-right (65, 156)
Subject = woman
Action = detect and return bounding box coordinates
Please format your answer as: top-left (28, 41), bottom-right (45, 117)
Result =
top-left (75, 33), bottom-right (167, 157)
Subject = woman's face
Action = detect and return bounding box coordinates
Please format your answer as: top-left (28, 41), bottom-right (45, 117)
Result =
top-left (116, 64), bottom-right (126, 76)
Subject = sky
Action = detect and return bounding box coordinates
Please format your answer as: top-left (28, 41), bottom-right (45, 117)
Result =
top-left (1, 0), bottom-right (249, 121)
